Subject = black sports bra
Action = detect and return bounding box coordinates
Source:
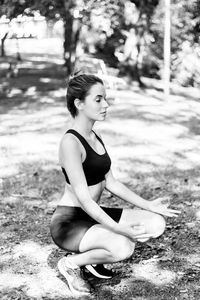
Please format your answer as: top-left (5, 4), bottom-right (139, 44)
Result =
top-left (61, 129), bottom-right (111, 186)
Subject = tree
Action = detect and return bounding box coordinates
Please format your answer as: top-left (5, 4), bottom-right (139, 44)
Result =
top-left (0, 0), bottom-right (28, 57)
top-left (31, 0), bottom-right (86, 75)
top-left (163, 0), bottom-right (171, 96)
top-left (1, 32), bottom-right (8, 57)
top-left (0, 0), bottom-right (85, 74)
top-left (111, 0), bottom-right (159, 86)
top-left (151, 0), bottom-right (200, 87)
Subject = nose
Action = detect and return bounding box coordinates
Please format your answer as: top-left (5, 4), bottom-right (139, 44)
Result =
top-left (102, 98), bottom-right (109, 108)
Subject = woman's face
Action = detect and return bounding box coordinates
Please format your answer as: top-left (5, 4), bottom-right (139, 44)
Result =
top-left (81, 83), bottom-right (109, 121)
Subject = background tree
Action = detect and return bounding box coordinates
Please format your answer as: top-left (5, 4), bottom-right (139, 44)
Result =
top-left (0, 0), bottom-right (199, 86)
top-left (84, 0), bottom-right (159, 86)
top-left (0, 0), bottom-right (85, 74)
top-left (0, 0), bottom-right (28, 57)
top-left (163, 0), bottom-right (170, 96)
top-left (150, 0), bottom-right (200, 87)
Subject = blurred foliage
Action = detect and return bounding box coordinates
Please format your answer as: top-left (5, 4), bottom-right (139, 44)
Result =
top-left (0, 0), bottom-right (199, 87)
top-left (170, 0), bottom-right (200, 87)
top-left (90, 0), bottom-right (200, 87)
top-left (0, 0), bottom-right (72, 19)
top-left (149, 0), bottom-right (200, 87)
top-left (0, 0), bottom-right (84, 74)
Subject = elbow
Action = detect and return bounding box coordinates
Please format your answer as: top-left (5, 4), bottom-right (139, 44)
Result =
top-left (73, 184), bottom-right (91, 205)
top-left (105, 178), bottom-right (118, 193)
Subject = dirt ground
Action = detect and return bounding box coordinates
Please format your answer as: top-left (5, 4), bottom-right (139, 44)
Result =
top-left (1, 43), bottom-right (200, 299)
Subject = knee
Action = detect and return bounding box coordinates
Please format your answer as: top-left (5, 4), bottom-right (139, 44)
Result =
top-left (151, 214), bottom-right (166, 238)
top-left (109, 236), bottom-right (135, 262)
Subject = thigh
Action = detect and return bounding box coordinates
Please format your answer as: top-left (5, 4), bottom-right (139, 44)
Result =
top-left (119, 207), bottom-right (166, 236)
top-left (78, 223), bottom-right (133, 253)
top-left (50, 206), bottom-right (96, 252)
top-left (78, 206), bottom-right (124, 252)
top-left (51, 218), bottom-right (95, 252)
top-left (50, 206), bottom-right (122, 253)
top-left (119, 207), bottom-right (157, 225)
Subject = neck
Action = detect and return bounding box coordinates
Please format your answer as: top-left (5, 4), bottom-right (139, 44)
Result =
top-left (71, 115), bottom-right (95, 137)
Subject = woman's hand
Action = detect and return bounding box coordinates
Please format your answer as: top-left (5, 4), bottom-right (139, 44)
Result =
top-left (148, 197), bottom-right (181, 217)
top-left (117, 223), bottom-right (152, 242)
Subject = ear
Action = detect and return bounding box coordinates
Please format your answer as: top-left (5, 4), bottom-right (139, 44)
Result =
top-left (74, 98), bottom-right (84, 112)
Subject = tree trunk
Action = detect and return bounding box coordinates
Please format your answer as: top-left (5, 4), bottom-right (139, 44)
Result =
top-left (70, 18), bottom-right (82, 73)
top-left (62, 0), bottom-right (83, 76)
top-left (63, 11), bottom-right (73, 75)
top-left (123, 27), bottom-right (145, 87)
top-left (63, 14), bottom-right (82, 76)
top-left (135, 28), bottom-right (145, 88)
top-left (164, 0), bottom-right (171, 96)
top-left (1, 32), bottom-right (8, 57)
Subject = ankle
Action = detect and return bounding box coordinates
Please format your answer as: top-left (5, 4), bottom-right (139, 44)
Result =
top-left (64, 256), bottom-right (79, 269)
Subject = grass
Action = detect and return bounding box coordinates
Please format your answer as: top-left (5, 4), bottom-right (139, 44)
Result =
top-left (1, 38), bottom-right (200, 299)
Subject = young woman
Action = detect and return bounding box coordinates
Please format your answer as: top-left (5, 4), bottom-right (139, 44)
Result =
top-left (50, 74), bottom-right (180, 295)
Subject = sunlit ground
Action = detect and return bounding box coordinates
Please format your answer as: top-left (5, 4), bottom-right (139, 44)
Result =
top-left (103, 89), bottom-right (200, 176)
top-left (0, 241), bottom-right (70, 299)
top-left (1, 83), bottom-right (200, 179)
top-left (1, 38), bottom-right (200, 299)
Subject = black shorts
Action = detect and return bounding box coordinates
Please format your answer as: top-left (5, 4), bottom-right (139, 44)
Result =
top-left (50, 205), bottom-right (123, 253)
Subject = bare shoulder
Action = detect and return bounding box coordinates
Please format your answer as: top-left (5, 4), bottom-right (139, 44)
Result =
top-left (60, 132), bottom-right (80, 152)
top-left (59, 133), bottom-right (84, 166)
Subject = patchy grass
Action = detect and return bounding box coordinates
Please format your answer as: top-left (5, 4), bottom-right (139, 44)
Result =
top-left (1, 42), bottom-right (200, 299)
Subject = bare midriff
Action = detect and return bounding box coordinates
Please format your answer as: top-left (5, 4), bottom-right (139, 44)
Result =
top-left (58, 180), bottom-right (106, 207)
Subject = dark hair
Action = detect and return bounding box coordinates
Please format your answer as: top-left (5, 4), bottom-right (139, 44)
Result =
top-left (66, 74), bottom-right (104, 118)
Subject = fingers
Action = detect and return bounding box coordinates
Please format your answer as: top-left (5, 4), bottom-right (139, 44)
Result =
top-left (161, 210), bottom-right (181, 217)
top-left (130, 233), bottom-right (152, 242)
top-left (136, 236), bottom-right (152, 242)
top-left (131, 224), bottom-right (145, 233)
top-left (135, 233), bottom-right (152, 239)
top-left (151, 207), bottom-right (182, 217)
top-left (163, 209), bottom-right (181, 217)
top-left (165, 213), bottom-right (180, 217)
top-left (131, 226), bottom-right (150, 237)
top-left (168, 209), bottom-right (181, 214)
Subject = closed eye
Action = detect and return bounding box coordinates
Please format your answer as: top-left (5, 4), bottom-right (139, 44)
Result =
top-left (95, 95), bottom-right (107, 102)
top-left (95, 96), bottom-right (103, 102)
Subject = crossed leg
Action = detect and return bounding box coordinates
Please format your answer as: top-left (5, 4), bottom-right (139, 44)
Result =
top-left (65, 208), bottom-right (166, 267)
top-left (119, 207), bottom-right (166, 240)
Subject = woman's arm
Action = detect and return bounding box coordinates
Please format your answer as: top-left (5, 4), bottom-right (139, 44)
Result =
top-left (105, 169), bottom-right (181, 217)
top-left (105, 169), bottom-right (151, 210)
top-left (60, 135), bottom-right (118, 230)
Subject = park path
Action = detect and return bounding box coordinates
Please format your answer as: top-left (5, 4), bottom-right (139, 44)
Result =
top-left (1, 63), bottom-right (200, 299)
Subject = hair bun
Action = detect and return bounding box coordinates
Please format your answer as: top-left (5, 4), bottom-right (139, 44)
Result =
top-left (69, 70), bottom-right (84, 80)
